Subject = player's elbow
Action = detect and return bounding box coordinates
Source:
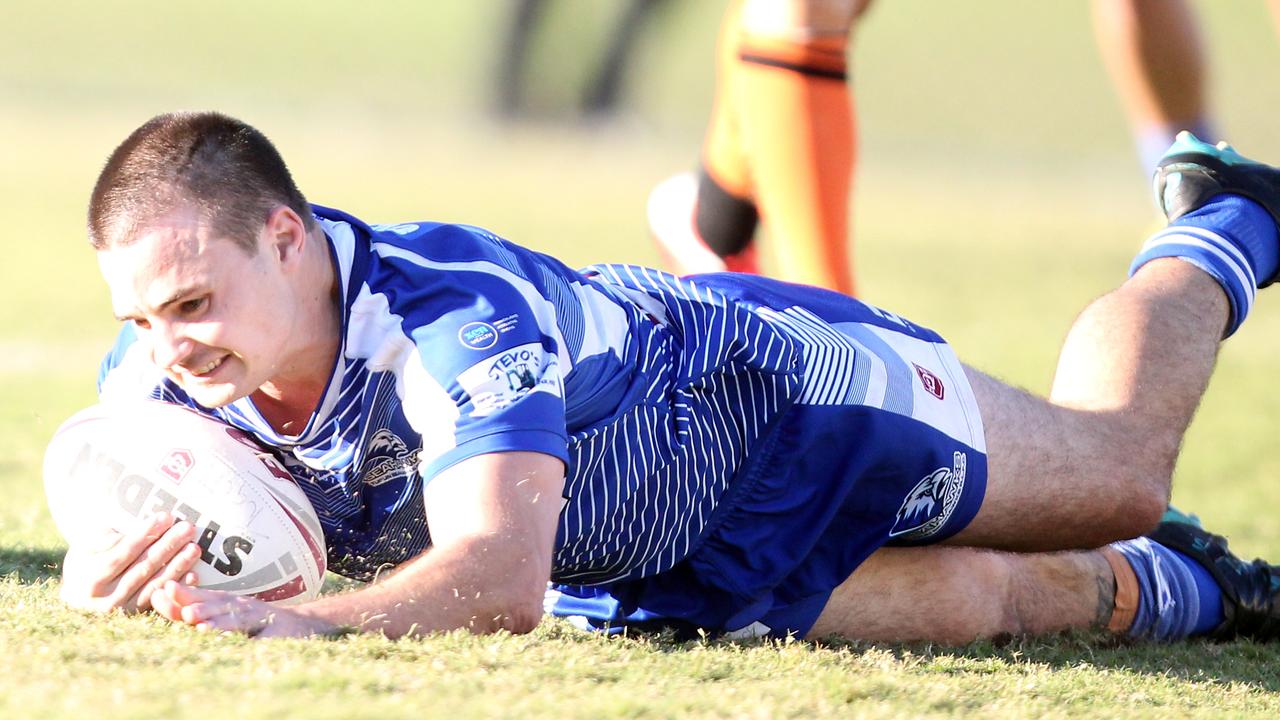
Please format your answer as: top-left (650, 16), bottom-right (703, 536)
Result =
top-left (502, 597), bottom-right (544, 635)
top-left (481, 585), bottom-right (544, 635)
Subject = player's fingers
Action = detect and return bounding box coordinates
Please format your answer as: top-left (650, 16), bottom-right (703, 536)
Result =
top-left (134, 542), bottom-right (202, 612)
top-left (170, 583), bottom-right (243, 624)
top-left (149, 582), bottom-right (183, 622)
top-left (168, 581), bottom-right (224, 605)
top-left (189, 606), bottom-right (271, 636)
top-left (107, 520), bottom-right (196, 609)
top-left (93, 512), bottom-right (172, 581)
top-left (179, 599), bottom-right (231, 626)
top-left (152, 580), bottom-right (201, 624)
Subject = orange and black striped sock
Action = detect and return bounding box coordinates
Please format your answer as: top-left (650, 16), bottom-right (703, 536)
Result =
top-left (735, 30), bottom-right (856, 294)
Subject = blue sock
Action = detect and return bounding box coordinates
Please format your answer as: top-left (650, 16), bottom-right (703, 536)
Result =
top-left (1170, 549), bottom-right (1225, 636)
top-left (1109, 537), bottom-right (1226, 641)
top-left (1129, 194), bottom-right (1279, 336)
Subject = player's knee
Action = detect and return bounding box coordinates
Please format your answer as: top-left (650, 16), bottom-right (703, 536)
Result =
top-left (1092, 471), bottom-right (1167, 542)
top-left (740, 0), bottom-right (860, 39)
top-left (1123, 480), bottom-right (1168, 537)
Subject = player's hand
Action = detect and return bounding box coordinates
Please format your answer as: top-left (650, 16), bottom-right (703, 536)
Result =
top-left (151, 582), bottom-right (344, 639)
top-left (59, 512), bottom-right (202, 614)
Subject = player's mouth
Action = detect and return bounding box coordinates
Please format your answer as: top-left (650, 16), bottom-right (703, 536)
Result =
top-left (180, 354), bottom-right (229, 381)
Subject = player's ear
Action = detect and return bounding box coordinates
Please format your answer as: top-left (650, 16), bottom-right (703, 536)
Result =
top-left (264, 205), bottom-right (307, 269)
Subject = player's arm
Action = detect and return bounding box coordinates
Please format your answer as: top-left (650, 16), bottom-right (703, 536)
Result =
top-left (152, 450), bottom-right (565, 638)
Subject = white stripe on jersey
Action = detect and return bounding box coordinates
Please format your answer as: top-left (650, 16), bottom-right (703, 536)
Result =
top-left (756, 306), bottom-right (984, 452)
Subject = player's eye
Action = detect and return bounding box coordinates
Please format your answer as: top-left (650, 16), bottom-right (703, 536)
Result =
top-left (178, 297), bottom-right (207, 316)
top-left (132, 318), bottom-right (151, 331)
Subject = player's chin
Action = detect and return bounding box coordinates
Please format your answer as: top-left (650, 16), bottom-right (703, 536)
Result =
top-left (182, 381), bottom-right (250, 409)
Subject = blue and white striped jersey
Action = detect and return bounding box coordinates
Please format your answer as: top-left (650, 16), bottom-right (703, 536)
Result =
top-left (99, 205), bottom-right (809, 583)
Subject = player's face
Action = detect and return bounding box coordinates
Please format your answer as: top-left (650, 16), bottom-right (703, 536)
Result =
top-left (97, 207), bottom-right (297, 408)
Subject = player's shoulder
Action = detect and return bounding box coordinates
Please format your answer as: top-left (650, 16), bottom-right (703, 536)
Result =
top-left (97, 322), bottom-right (164, 402)
top-left (314, 204), bottom-right (507, 259)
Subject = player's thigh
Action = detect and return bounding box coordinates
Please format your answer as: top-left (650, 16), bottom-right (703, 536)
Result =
top-left (948, 365), bottom-right (1166, 551)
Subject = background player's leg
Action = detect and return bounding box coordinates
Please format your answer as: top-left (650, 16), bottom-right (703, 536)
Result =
top-left (581, 0), bottom-right (671, 116)
top-left (808, 545), bottom-right (1115, 643)
top-left (1091, 0), bottom-right (1216, 174)
top-left (736, 0), bottom-right (862, 295)
top-left (953, 258), bottom-right (1227, 550)
top-left (648, 1), bottom-right (761, 276)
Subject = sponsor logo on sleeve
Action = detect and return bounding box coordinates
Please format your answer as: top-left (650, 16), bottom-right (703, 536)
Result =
top-left (457, 343), bottom-right (562, 416)
top-left (889, 451), bottom-right (966, 541)
top-left (458, 321), bottom-right (499, 350)
top-left (494, 314), bottom-right (520, 333)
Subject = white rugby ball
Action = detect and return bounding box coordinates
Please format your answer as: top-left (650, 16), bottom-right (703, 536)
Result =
top-left (43, 400), bottom-right (326, 605)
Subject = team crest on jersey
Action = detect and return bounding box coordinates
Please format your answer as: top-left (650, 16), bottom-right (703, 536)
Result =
top-left (459, 322), bottom-right (499, 350)
top-left (912, 363), bottom-right (945, 400)
top-left (889, 451), bottom-right (967, 541)
top-left (458, 342), bottom-right (562, 417)
top-left (361, 429), bottom-right (418, 487)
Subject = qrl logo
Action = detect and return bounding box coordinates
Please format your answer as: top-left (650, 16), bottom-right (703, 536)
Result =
top-left (159, 449), bottom-right (194, 484)
top-left (912, 363), bottom-right (945, 400)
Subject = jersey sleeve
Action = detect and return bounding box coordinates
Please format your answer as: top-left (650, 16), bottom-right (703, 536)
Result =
top-left (97, 322), bottom-right (170, 403)
top-left (389, 260), bottom-right (570, 482)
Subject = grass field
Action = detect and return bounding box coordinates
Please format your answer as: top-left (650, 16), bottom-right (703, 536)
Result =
top-left (4, 1), bottom-right (1280, 717)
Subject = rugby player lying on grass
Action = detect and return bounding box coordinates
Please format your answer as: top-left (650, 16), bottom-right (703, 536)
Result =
top-left (64, 112), bottom-right (1280, 644)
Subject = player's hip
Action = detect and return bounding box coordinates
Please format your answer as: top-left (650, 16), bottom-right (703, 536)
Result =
top-left (549, 399), bottom-right (989, 636)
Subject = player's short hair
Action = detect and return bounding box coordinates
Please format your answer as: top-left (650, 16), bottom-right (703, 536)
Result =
top-left (87, 111), bottom-right (314, 253)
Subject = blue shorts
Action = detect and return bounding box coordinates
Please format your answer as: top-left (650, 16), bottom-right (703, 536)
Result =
top-left (548, 275), bottom-right (987, 639)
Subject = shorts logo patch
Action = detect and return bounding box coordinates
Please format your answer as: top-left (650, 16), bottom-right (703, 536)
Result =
top-left (459, 322), bottom-right (499, 350)
top-left (913, 362), bottom-right (945, 400)
top-left (458, 342), bottom-right (562, 417)
top-left (889, 451), bottom-right (967, 541)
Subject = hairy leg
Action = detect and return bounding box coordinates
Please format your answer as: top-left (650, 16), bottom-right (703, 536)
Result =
top-left (808, 545), bottom-right (1115, 643)
top-left (951, 258), bottom-right (1227, 551)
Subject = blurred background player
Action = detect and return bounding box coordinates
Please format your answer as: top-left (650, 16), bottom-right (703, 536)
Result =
top-left (494, 0), bottom-right (672, 120)
top-left (1092, 0), bottom-right (1280, 177)
top-left (648, 0), bottom-right (872, 296)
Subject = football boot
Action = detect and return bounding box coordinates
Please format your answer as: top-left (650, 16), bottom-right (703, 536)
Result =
top-left (1147, 513), bottom-right (1280, 641)
top-left (1154, 131), bottom-right (1280, 286)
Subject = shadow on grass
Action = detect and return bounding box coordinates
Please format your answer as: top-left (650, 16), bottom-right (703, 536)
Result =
top-left (604, 623), bottom-right (1280, 690)
top-left (810, 630), bottom-right (1280, 691)
top-left (0, 545), bottom-right (63, 583)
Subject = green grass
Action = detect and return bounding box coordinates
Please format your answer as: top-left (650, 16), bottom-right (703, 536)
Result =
top-left (4, 0), bottom-right (1280, 717)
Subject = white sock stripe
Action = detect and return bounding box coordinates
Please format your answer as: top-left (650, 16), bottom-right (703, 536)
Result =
top-left (1140, 231), bottom-right (1259, 296)
top-left (1147, 225), bottom-right (1252, 274)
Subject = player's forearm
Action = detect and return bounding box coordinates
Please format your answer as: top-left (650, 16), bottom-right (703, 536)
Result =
top-left (294, 536), bottom-right (548, 638)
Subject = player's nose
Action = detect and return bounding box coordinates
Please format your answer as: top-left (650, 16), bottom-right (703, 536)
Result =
top-left (148, 320), bottom-right (195, 370)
